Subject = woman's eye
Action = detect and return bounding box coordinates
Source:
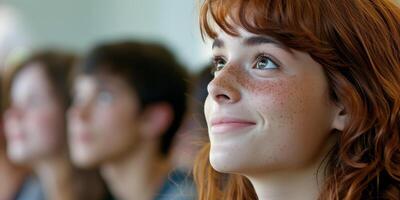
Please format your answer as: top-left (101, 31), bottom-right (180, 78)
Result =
top-left (254, 55), bottom-right (279, 70)
top-left (212, 56), bottom-right (227, 74)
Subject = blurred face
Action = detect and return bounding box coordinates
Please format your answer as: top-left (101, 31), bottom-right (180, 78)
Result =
top-left (205, 28), bottom-right (339, 175)
top-left (68, 73), bottom-right (141, 168)
top-left (4, 63), bottom-right (65, 164)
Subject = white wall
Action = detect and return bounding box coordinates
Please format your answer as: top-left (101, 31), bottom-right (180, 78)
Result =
top-left (3, 0), bottom-right (211, 71)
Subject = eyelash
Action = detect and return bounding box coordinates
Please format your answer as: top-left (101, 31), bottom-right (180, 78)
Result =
top-left (211, 55), bottom-right (227, 75)
top-left (211, 53), bottom-right (280, 75)
top-left (252, 53), bottom-right (280, 70)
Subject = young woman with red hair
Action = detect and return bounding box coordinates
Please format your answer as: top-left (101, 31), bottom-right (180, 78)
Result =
top-left (194, 0), bottom-right (400, 199)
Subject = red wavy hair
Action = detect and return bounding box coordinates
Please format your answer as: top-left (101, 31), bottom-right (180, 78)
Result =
top-left (194, 0), bottom-right (400, 199)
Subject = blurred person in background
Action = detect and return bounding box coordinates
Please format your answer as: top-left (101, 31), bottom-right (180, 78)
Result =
top-left (3, 50), bottom-right (112, 200)
top-left (0, 5), bottom-right (43, 200)
top-left (171, 64), bottom-right (213, 171)
top-left (68, 41), bottom-right (193, 200)
top-left (0, 75), bottom-right (37, 200)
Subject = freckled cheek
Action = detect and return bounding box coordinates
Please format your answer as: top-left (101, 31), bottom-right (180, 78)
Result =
top-left (246, 79), bottom-right (307, 128)
top-left (248, 82), bottom-right (319, 162)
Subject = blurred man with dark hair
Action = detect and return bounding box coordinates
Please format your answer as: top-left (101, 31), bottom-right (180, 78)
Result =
top-left (68, 41), bottom-right (194, 200)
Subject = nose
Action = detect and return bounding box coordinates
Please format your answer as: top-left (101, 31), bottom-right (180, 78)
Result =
top-left (207, 67), bottom-right (241, 104)
top-left (68, 100), bottom-right (91, 122)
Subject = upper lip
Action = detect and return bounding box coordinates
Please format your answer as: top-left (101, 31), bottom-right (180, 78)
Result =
top-left (210, 117), bottom-right (256, 126)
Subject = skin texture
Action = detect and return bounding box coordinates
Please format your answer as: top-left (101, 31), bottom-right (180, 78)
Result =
top-left (4, 63), bottom-right (65, 164)
top-left (68, 74), bottom-right (141, 168)
top-left (204, 28), bottom-right (346, 199)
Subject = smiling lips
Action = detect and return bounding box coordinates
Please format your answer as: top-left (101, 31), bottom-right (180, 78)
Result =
top-left (210, 117), bottom-right (256, 133)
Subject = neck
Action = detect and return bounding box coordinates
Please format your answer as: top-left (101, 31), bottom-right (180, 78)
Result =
top-left (33, 152), bottom-right (75, 200)
top-left (248, 136), bottom-right (335, 200)
top-left (101, 143), bottom-right (171, 200)
top-left (248, 164), bottom-right (323, 200)
top-left (0, 151), bottom-right (28, 200)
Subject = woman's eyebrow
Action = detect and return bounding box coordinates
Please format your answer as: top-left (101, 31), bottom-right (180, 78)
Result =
top-left (212, 37), bottom-right (276, 49)
top-left (243, 36), bottom-right (292, 53)
top-left (243, 36), bottom-right (278, 46)
top-left (212, 35), bottom-right (292, 54)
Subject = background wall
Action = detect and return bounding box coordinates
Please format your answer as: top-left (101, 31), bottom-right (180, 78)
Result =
top-left (1, 0), bottom-right (212, 71)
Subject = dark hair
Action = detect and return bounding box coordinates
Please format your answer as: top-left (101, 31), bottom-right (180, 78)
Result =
top-left (81, 41), bottom-right (189, 156)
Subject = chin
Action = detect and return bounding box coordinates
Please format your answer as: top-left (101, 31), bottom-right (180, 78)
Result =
top-left (209, 151), bottom-right (245, 174)
top-left (73, 158), bottom-right (100, 169)
top-left (71, 150), bottom-right (100, 169)
top-left (7, 146), bottom-right (30, 164)
top-left (8, 154), bottom-right (28, 164)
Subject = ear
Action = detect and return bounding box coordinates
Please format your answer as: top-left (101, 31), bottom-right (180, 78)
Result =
top-left (331, 103), bottom-right (348, 131)
top-left (138, 103), bottom-right (174, 140)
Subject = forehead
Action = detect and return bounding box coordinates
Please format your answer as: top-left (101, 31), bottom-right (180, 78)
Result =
top-left (14, 63), bottom-right (47, 82)
top-left (12, 63), bottom-right (51, 93)
top-left (74, 73), bottom-right (133, 93)
top-left (212, 27), bottom-right (292, 56)
top-left (11, 63), bottom-right (58, 105)
top-left (213, 26), bottom-right (254, 42)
